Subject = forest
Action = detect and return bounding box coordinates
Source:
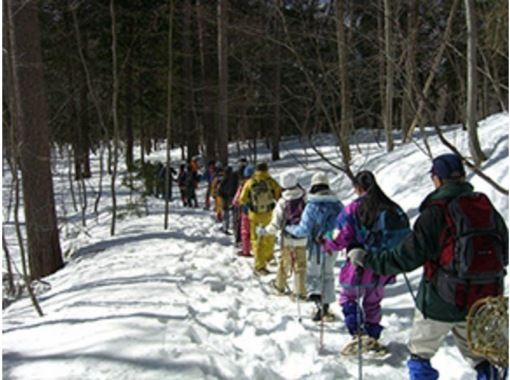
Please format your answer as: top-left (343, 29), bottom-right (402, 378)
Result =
top-left (3, 0), bottom-right (508, 319)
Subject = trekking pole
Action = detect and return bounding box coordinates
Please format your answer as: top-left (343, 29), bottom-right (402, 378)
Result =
top-left (403, 272), bottom-right (417, 306)
top-left (319, 246), bottom-right (326, 354)
top-left (291, 250), bottom-right (302, 323)
top-left (355, 266), bottom-right (364, 380)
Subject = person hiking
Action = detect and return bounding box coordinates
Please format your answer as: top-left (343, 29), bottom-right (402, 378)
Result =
top-left (322, 170), bottom-right (410, 353)
top-left (233, 158), bottom-right (248, 246)
top-left (218, 166), bottom-right (239, 234)
top-left (232, 165), bottom-right (255, 257)
top-left (177, 164), bottom-right (188, 207)
top-left (156, 163), bottom-right (177, 200)
top-left (184, 163), bottom-right (199, 208)
top-left (239, 162), bottom-right (282, 275)
top-left (203, 160), bottom-right (216, 210)
top-left (346, 154), bottom-right (508, 380)
top-left (257, 172), bottom-right (307, 299)
top-left (285, 172), bottom-right (343, 321)
top-left (211, 162), bottom-right (226, 222)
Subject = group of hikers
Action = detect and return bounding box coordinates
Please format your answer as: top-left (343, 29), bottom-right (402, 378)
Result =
top-left (194, 153), bottom-right (508, 380)
top-left (145, 152), bottom-right (507, 379)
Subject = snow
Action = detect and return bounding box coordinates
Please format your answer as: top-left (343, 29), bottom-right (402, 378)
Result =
top-left (2, 112), bottom-right (509, 379)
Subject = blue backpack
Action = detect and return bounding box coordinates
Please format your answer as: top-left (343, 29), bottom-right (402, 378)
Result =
top-left (359, 207), bottom-right (411, 254)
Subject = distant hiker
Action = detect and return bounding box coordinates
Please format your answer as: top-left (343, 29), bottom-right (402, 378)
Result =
top-left (233, 158), bottom-right (248, 245)
top-left (285, 172), bottom-right (343, 321)
top-left (156, 163), bottom-right (177, 200)
top-left (218, 166), bottom-right (239, 234)
top-left (257, 172), bottom-right (307, 298)
top-left (239, 162), bottom-right (282, 275)
top-left (322, 171), bottom-right (410, 353)
top-left (190, 156), bottom-right (200, 174)
top-left (177, 164), bottom-right (188, 207)
top-left (203, 160), bottom-right (216, 210)
top-left (232, 165), bottom-right (255, 257)
top-left (211, 162), bottom-right (225, 222)
top-left (346, 154), bottom-right (508, 379)
top-left (184, 164), bottom-right (199, 208)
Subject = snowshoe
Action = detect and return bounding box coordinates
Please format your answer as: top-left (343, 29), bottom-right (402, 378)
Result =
top-left (341, 334), bottom-right (389, 358)
top-left (253, 268), bottom-right (271, 276)
top-left (312, 305), bottom-right (335, 322)
top-left (236, 251), bottom-right (251, 257)
top-left (270, 280), bottom-right (291, 296)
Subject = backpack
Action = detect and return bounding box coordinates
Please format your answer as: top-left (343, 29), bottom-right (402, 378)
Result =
top-left (249, 179), bottom-right (275, 213)
top-left (284, 196), bottom-right (305, 225)
top-left (359, 207), bottom-right (411, 254)
top-left (424, 193), bottom-right (506, 310)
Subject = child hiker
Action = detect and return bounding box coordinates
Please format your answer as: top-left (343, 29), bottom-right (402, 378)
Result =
top-left (257, 172), bottom-right (307, 299)
top-left (285, 172), bottom-right (343, 321)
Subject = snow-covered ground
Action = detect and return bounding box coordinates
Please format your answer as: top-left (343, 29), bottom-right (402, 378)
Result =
top-left (2, 113), bottom-right (508, 380)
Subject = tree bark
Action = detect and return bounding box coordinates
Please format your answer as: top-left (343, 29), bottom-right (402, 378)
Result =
top-left (217, 0), bottom-right (229, 165)
top-left (164, 0), bottom-right (174, 230)
top-left (383, 0), bottom-right (395, 152)
top-left (110, 0), bottom-right (120, 236)
top-left (401, 0), bottom-right (418, 138)
top-left (9, 0), bottom-right (63, 280)
top-left (465, 0), bottom-right (486, 166)
top-left (335, 0), bottom-right (352, 162)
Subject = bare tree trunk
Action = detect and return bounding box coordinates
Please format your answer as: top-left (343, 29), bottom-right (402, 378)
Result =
top-left (2, 232), bottom-right (15, 295)
top-left (465, 0), bottom-right (486, 166)
top-left (217, 0), bottom-right (229, 165)
top-left (164, 0), bottom-right (174, 230)
top-left (183, 0), bottom-right (198, 160)
top-left (383, 0), bottom-right (395, 151)
top-left (271, 37), bottom-right (281, 161)
top-left (110, 0), bottom-right (120, 236)
top-left (124, 35), bottom-right (134, 171)
top-left (8, 0), bottom-right (63, 280)
top-left (401, 0), bottom-right (418, 137)
top-left (335, 0), bottom-right (352, 162)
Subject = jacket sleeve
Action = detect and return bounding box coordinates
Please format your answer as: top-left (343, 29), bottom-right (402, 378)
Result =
top-left (238, 179), bottom-right (252, 206)
top-left (266, 200), bottom-right (285, 235)
top-left (495, 210), bottom-right (509, 267)
top-left (271, 178), bottom-right (282, 200)
top-left (323, 205), bottom-right (357, 252)
top-left (364, 206), bottom-right (443, 275)
top-left (285, 203), bottom-right (315, 238)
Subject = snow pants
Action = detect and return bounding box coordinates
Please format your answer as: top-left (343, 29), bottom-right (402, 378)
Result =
top-left (306, 248), bottom-right (337, 305)
top-left (214, 196), bottom-right (223, 222)
top-left (409, 309), bottom-right (486, 368)
top-left (249, 211), bottom-right (275, 271)
top-left (339, 284), bottom-right (385, 326)
top-left (276, 245), bottom-right (306, 297)
top-left (240, 213), bottom-right (251, 256)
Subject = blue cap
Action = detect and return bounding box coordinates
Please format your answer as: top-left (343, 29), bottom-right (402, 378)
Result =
top-left (430, 154), bottom-right (465, 179)
top-left (243, 165), bottom-right (255, 178)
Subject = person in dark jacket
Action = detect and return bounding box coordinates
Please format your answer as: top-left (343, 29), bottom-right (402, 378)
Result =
top-left (218, 166), bottom-right (239, 234)
top-left (347, 154), bottom-right (508, 380)
top-left (233, 158), bottom-right (248, 244)
top-left (184, 164), bottom-right (199, 208)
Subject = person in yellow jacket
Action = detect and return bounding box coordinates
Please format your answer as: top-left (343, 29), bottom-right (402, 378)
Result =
top-left (239, 162), bottom-right (282, 275)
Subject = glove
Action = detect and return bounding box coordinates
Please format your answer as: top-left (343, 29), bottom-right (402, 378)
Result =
top-left (347, 248), bottom-right (367, 267)
top-left (256, 226), bottom-right (267, 237)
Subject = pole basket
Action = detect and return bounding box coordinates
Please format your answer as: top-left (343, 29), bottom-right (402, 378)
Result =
top-left (467, 295), bottom-right (508, 368)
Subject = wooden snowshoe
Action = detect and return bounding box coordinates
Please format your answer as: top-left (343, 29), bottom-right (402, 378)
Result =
top-left (341, 334), bottom-right (389, 358)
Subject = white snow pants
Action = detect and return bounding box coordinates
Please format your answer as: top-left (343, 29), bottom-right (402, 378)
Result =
top-left (409, 308), bottom-right (485, 368)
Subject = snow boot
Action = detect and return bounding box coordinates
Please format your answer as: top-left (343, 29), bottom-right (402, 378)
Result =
top-left (475, 360), bottom-right (501, 380)
top-left (407, 354), bottom-right (439, 380)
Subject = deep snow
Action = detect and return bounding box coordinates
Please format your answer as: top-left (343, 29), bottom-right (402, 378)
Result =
top-left (2, 113), bottom-right (509, 380)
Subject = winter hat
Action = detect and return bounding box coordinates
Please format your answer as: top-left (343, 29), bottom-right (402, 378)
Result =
top-left (243, 165), bottom-right (255, 178)
top-left (311, 172), bottom-right (329, 187)
top-left (215, 161), bottom-right (223, 170)
top-left (256, 162), bottom-right (268, 171)
top-left (281, 172), bottom-right (298, 189)
top-left (430, 154), bottom-right (465, 180)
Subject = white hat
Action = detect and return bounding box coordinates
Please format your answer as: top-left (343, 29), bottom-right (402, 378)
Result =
top-left (311, 172), bottom-right (329, 187)
top-left (281, 172), bottom-right (298, 189)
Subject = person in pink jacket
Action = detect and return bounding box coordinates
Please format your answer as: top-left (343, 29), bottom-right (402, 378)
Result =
top-left (232, 165), bottom-right (255, 256)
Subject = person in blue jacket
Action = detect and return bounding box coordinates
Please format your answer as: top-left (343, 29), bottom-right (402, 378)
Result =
top-left (285, 172), bottom-right (344, 321)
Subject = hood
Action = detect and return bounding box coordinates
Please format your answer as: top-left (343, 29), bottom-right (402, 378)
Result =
top-left (307, 190), bottom-right (340, 204)
top-left (419, 181), bottom-right (474, 211)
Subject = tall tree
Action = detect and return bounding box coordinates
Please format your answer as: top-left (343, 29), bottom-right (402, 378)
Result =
top-left (8, 0), bottom-right (63, 279)
top-left (465, 0), bottom-right (486, 166)
top-left (110, 0), bottom-right (120, 236)
top-left (217, 0), bottom-right (229, 164)
top-left (164, 0), bottom-right (174, 230)
top-left (383, 0), bottom-right (394, 151)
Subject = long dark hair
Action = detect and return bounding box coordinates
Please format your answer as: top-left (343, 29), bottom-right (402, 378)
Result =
top-left (354, 171), bottom-right (399, 227)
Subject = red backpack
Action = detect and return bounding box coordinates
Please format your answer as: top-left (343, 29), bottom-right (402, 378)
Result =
top-left (424, 192), bottom-right (506, 310)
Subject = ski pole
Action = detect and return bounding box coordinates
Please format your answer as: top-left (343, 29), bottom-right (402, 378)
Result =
top-left (319, 246), bottom-right (326, 353)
